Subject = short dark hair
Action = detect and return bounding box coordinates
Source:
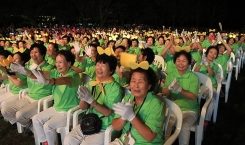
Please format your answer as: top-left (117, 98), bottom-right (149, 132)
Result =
top-left (49, 42), bottom-right (59, 53)
top-left (0, 50), bottom-right (12, 59)
top-left (114, 45), bottom-right (126, 52)
top-left (173, 50), bottom-right (192, 65)
top-left (140, 48), bottom-right (155, 64)
top-left (62, 35), bottom-right (71, 42)
top-left (146, 36), bottom-right (155, 44)
top-left (14, 52), bottom-right (29, 65)
top-left (131, 39), bottom-right (138, 44)
top-left (30, 43), bottom-right (47, 58)
top-left (205, 46), bottom-right (219, 59)
top-left (56, 50), bottom-right (75, 66)
top-left (129, 67), bottom-right (157, 92)
top-left (96, 54), bottom-right (117, 75)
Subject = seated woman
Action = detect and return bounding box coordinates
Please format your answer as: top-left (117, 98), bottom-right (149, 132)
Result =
top-left (32, 50), bottom-right (81, 145)
top-left (162, 50), bottom-right (199, 145)
top-left (0, 50), bottom-right (13, 94)
top-left (214, 39), bottom-right (232, 79)
top-left (161, 37), bottom-right (177, 74)
top-left (113, 45), bottom-right (129, 86)
top-left (73, 44), bottom-right (97, 80)
top-left (109, 61), bottom-right (165, 145)
top-left (1, 43), bottom-right (54, 128)
top-left (64, 52), bottom-right (123, 145)
top-left (138, 48), bottom-right (160, 94)
top-left (45, 42), bottom-right (58, 67)
top-left (194, 46), bottom-right (219, 127)
top-left (0, 52), bottom-right (28, 111)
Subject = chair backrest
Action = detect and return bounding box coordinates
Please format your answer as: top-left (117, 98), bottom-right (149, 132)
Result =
top-left (122, 86), bottom-right (131, 95)
top-left (157, 96), bottom-right (183, 145)
top-left (213, 62), bottom-right (223, 84)
top-left (230, 52), bottom-right (236, 63)
top-left (79, 72), bottom-right (92, 85)
top-left (153, 55), bottom-right (166, 71)
top-left (193, 72), bottom-right (213, 104)
top-left (226, 58), bottom-right (233, 72)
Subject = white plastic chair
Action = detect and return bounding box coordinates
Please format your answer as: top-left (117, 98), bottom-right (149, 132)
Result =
top-left (190, 72), bottom-right (213, 145)
top-left (230, 52), bottom-right (239, 80)
top-left (16, 88), bottom-right (29, 133)
top-left (159, 97), bottom-right (183, 145)
top-left (222, 59), bottom-right (233, 103)
top-left (153, 55), bottom-right (166, 71)
top-left (213, 62), bottom-right (223, 123)
top-left (79, 72), bottom-right (92, 85)
top-left (103, 97), bottom-right (183, 145)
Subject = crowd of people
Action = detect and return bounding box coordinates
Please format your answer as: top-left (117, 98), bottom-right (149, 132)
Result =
top-left (0, 24), bottom-right (244, 145)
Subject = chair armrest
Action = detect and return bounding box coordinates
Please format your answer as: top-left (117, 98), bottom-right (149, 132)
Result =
top-left (197, 95), bottom-right (212, 131)
top-left (72, 109), bottom-right (87, 129)
top-left (18, 88), bottom-right (29, 99)
top-left (65, 105), bottom-right (81, 133)
top-left (104, 125), bottom-right (114, 145)
top-left (43, 95), bottom-right (54, 110)
top-left (37, 95), bottom-right (53, 113)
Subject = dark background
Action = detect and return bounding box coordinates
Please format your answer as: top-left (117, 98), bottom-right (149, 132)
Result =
top-left (0, 0), bottom-right (244, 31)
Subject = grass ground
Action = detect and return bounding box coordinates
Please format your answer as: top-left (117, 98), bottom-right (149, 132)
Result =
top-left (0, 66), bottom-right (245, 145)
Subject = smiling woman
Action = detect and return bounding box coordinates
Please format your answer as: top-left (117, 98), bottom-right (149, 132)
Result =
top-left (162, 50), bottom-right (199, 145)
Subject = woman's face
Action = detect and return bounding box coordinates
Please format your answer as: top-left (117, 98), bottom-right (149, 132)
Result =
top-left (43, 37), bottom-right (48, 43)
top-left (147, 38), bottom-right (153, 46)
top-left (0, 41), bottom-right (4, 47)
top-left (218, 45), bottom-right (225, 55)
top-left (56, 54), bottom-right (71, 75)
top-left (130, 72), bottom-right (151, 98)
top-left (5, 41), bottom-right (10, 47)
top-left (228, 38), bottom-right (234, 45)
top-left (175, 55), bottom-right (189, 72)
top-left (30, 47), bottom-right (44, 64)
top-left (206, 48), bottom-right (218, 62)
top-left (91, 46), bottom-right (97, 57)
top-left (108, 42), bottom-right (115, 48)
top-left (158, 38), bottom-right (164, 45)
top-left (70, 48), bottom-right (76, 56)
top-left (47, 44), bottom-right (56, 55)
top-left (137, 52), bottom-right (145, 63)
top-left (13, 54), bottom-right (24, 64)
top-left (18, 42), bottom-right (24, 48)
top-left (114, 48), bottom-right (124, 61)
top-left (95, 62), bottom-right (111, 80)
top-left (165, 40), bottom-right (170, 46)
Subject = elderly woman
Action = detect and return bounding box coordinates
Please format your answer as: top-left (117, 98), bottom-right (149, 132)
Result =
top-left (162, 50), bottom-right (199, 145)
top-left (1, 43), bottom-right (54, 129)
top-left (64, 52), bottom-right (123, 145)
top-left (194, 46), bottom-right (219, 128)
top-left (72, 43), bottom-right (98, 80)
top-left (0, 52), bottom-right (28, 110)
top-left (32, 50), bottom-right (81, 145)
top-left (109, 61), bottom-right (165, 145)
top-left (113, 45), bottom-right (128, 86)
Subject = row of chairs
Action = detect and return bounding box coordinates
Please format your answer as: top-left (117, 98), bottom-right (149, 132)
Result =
top-left (0, 68), bottom-right (214, 145)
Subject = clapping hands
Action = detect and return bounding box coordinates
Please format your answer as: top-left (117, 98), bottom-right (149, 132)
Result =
top-left (168, 78), bottom-right (182, 93)
top-left (113, 99), bottom-right (135, 122)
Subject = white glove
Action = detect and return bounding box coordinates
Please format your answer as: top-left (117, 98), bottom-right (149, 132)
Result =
top-left (85, 46), bottom-right (92, 57)
top-left (74, 42), bottom-right (81, 55)
top-left (24, 30), bottom-right (29, 37)
top-left (77, 85), bottom-right (94, 104)
top-left (116, 39), bottom-right (122, 44)
top-left (113, 99), bottom-right (135, 122)
top-left (119, 66), bottom-right (126, 72)
top-left (217, 32), bottom-right (222, 41)
top-left (31, 69), bottom-right (49, 84)
top-left (202, 56), bottom-right (209, 66)
top-left (10, 62), bottom-right (29, 76)
top-left (168, 78), bottom-right (182, 92)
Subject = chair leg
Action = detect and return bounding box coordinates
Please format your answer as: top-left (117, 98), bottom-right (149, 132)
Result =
top-left (213, 88), bottom-right (220, 123)
top-left (17, 122), bottom-right (24, 133)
